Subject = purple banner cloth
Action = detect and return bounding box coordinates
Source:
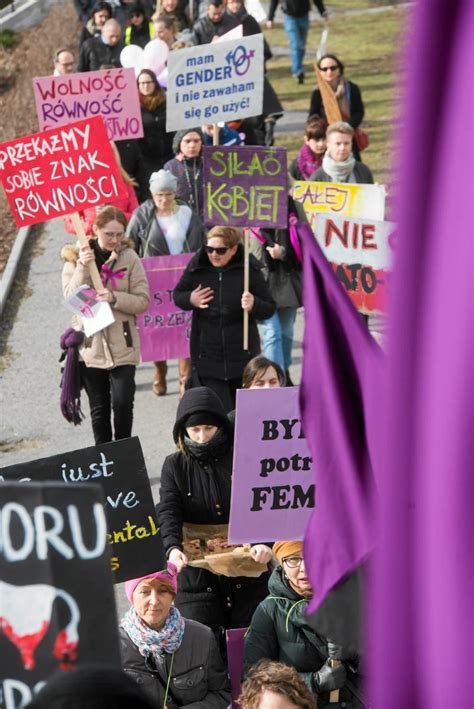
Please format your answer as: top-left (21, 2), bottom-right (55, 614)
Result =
top-left (299, 222), bottom-right (383, 618)
top-left (368, 1), bottom-right (474, 706)
top-left (202, 145), bottom-right (288, 228)
top-left (137, 254), bottom-right (193, 362)
top-left (229, 387), bottom-right (315, 544)
top-left (226, 627), bottom-right (247, 706)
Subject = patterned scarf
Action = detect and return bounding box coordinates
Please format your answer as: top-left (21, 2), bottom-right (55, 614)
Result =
top-left (296, 142), bottom-right (324, 180)
top-left (322, 151), bottom-right (356, 182)
top-left (121, 605), bottom-right (185, 658)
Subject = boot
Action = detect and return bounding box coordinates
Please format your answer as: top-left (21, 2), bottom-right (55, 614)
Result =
top-left (153, 361), bottom-right (167, 396)
top-left (178, 358), bottom-right (192, 399)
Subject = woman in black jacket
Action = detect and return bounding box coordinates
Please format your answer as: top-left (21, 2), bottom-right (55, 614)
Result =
top-left (157, 386), bottom-right (274, 650)
top-left (173, 226), bottom-right (276, 411)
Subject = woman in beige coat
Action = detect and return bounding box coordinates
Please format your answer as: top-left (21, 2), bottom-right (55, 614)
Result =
top-left (62, 206), bottom-right (150, 444)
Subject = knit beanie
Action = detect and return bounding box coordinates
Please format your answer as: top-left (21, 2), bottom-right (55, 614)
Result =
top-left (272, 540), bottom-right (304, 565)
top-left (149, 169), bottom-right (177, 194)
top-left (124, 562), bottom-right (178, 602)
top-left (172, 127), bottom-right (204, 155)
top-left (183, 411), bottom-right (222, 429)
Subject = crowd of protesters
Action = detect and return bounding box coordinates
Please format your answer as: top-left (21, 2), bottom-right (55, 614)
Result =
top-left (38, 0), bottom-right (379, 705)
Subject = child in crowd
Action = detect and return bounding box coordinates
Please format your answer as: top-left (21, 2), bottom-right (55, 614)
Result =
top-left (289, 116), bottom-right (327, 182)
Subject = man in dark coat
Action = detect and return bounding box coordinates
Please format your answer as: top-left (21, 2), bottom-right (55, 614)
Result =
top-left (173, 226), bottom-right (276, 411)
top-left (78, 18), bottom-right (124, 72)
top-left (192, 0), bottom-right (239, 44)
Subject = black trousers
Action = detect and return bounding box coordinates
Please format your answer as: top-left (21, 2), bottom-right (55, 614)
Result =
top-left (80, 363), bottom-right (136, 444)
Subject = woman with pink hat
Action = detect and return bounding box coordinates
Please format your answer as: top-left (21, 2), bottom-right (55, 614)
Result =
top-left (120, 562), bottom-right (230, 707)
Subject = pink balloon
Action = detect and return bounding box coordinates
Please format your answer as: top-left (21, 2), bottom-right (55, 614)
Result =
top-left (143, 39), bottom-right (169, 76)
top-left (157, 67), bottom-right (168, 89)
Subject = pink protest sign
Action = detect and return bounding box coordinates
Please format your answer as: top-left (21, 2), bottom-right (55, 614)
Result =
top-left (228, 387), bottom-right (316, 544)
top-left (138, 253), bottom-right (193, 362)
top-left (0, 116), bottom-right (128, 227)
top-left (33, 68), bottom-right (143, 141)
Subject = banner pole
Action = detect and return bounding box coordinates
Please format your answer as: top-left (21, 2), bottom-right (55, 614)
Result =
top-left (70, 212), bottom-right (104, 292)
top-left (212, 123), bottom-right (220, 146)
top-left (243, 229), bottom-right (249, 351)
top-left (329, 659), bottom-right (341, 703)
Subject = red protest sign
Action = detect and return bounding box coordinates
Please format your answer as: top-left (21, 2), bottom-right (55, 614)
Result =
top-left (0, 116), bottom-right (128, 227)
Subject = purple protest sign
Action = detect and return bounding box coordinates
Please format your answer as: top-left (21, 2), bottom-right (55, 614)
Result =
top-left (137, 253), bottom-right (193, 362)
top-left (228, 387), bottom-right (315, 544)
top-left (33, 68), bottom-right (143, 141)
top-left (226, 627), bottom-right (247, 707)
top-left (202, 145), bottom-right (288, 228)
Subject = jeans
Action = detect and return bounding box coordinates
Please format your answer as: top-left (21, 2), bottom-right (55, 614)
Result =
top-left (283, 13), bottom-right (310, 77)
top-left (258, 308), bottom-right (298, 371)
top-left (81, 364), bottom-right (136, 444)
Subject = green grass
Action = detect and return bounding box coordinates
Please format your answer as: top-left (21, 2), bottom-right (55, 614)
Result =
top-left (266, 6), bottom-right (410, 186)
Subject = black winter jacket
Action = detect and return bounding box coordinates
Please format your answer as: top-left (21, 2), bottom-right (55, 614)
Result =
top-left (268, 0), bottom-right (327, 20)
top-left (77, 36), bottom-right (124, 72)
top-left (127, 200), bottom-right (205, 257)
top-left (192, 15), bottom-right (239, 44)
top-left (308, 80), bottom-right (364, 130)
top-left (173, 245), bottom-right (276, 380)
top-left (120, 619), bottom-right (231, 707)
top-left (139, 102), bottom-right (175, 179)
top-left (244, 566), bottom-right (362, 708)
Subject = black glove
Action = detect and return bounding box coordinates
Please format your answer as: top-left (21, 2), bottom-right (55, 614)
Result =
top-left (312, 659), bottom-right (347, 693)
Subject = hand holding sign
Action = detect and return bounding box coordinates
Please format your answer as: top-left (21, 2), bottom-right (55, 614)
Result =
top-left (241, 291), bottom-right (254, 312)
top-left (249, 544), bottom-right (273, 564)
top-left (190, 284), bottom-right (214, 309)
top-left (169, 548), bottom-right (188, 571)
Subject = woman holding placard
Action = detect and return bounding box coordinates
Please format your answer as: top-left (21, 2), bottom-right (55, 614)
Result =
top-left (61, 206), bottom-right (150, 444)
top-left (137, 69), bottom-right (175, 190)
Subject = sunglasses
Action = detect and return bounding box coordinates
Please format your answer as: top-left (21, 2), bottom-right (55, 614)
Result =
top-left (205, 245), bottom-right (229, 255)
top-left (320, 65), bottom-right (340, 72)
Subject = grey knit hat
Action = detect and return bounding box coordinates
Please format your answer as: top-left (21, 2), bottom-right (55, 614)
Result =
top-left (149, 169), bottom-right (177, 194)
top-left (172, 127), bottom-right (204, 155)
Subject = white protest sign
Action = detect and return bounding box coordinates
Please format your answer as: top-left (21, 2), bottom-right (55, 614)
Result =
top-left (63, 285), bottom-right (115, 336)
top-left (246, 0), bottom-right (266, 23)
top-left (166, 34), bottom-right (264, 131)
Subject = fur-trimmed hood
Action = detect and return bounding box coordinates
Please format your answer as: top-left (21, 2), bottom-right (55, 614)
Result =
top-left (60, 239), bottom-right (135, 263)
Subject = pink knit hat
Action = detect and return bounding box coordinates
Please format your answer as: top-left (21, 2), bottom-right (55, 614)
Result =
top-left (124, 562), bottom-right (178, 603)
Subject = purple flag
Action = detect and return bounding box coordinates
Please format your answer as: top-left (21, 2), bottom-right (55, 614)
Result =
top-left (368, 0), bottom-right (474, 706)
top-left (299, 222), bottom-right (383, 652)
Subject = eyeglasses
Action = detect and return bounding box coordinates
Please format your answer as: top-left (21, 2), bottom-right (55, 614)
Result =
top-left (320, 65), bottom-right (340, 73)
top-left (139, 80), bottom-right (155, 86)
top-left (282, 556), bottom-right (304, 568)
top-left (102, 231), bottom-right (124, 239)
top-left (205, 245), bottom-right (229, 255)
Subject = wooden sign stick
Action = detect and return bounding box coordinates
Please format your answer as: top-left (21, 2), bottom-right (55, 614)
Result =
top-left (70, 211), bottom-right (104, 292)
top-left (212, 123), bottom-right (220, 146)
top-left (329, 659), bottom-right (341, 703)
top-left (243, 229), bottom-right (250, 351)
top-left (314, 65), bottom-right (342, 125)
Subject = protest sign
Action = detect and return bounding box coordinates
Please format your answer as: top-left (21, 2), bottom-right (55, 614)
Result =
top-left (33, 67), bottom-right (144, 141)
top-left (202, 145), bottom-right (288, 227)
top-left (166, 35), bottom-right (264, 131)
top-left (226, 628), bottom-right (247, 706)
top-left (313, 214), bottom-right (396, 313)
top-left (138, 253), bottom-right (193, 362)
top-left (63, 285), bottom-right (115, 337)
top-left (0, 437), bottom-right (165, 583)
top-left (0, 482), bottom-right (120, 708)
top-left (292, 180), bottom-right (386, 223)
top-left (228, 387), bottom-right (315, 544)
top-left (0, 116), bottom-right (128, 228)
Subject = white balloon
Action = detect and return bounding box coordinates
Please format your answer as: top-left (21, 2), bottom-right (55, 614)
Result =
top-left (157, 67), bottom-right (168, 89)
top-left (143, 39), bottom-right (169, 76)
top-left (120, 45), bottom-right (144, 76)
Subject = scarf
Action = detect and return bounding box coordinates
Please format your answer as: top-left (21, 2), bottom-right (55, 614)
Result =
top-left (184, 427), bottom-right (229, 461)
top-left (90, 239), bottom-right (113, 270)
top-left (140, 90), bottom-right (166, 113)
top-left (322, 152), bottom-right (356, 182)
top-left (296, 142), bottom-right (323, 180)
top-left (121, 605), bottom-right (185, 658)
top-left (59, 328), bottom-right (85, 426)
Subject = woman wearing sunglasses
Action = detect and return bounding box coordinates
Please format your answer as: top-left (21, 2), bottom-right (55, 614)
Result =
top-left (308, 54), bottom-right (365, 160)
top-left (244, 540), bottom-right (363, 708)
top-left (173, 226), bottom-right (275, 411)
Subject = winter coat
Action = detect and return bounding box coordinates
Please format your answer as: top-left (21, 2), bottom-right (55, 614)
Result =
top-left (173, 245), bottom-right (276, 380)
top-left (61, 240), bottom-right (150, 369)
top-left (124, 21), bottom-right (154, 48)
top-left (139, 101), bottom-right (175, 182)
top-left (77, 36), bottom-right (124, 72)
top-left (268, 0), bottom-right (327, 20)
top-left (244, 566), bottom-right (362, 709)
top-left (64, 183), bottom-right (139, 236)
top-left (120, 619), bottom-right (231, 708)
top-left (127, 199), bottom-right (204, 257)
top-left (163, 156), bottom-right (203, 218)
top-left (192, 14), bottom-right (238, 44)
top-left (308, 80), bottom-right (364, 130)
top-left (310, 161), bottom-right (374, 185)
top-left (157, 386), bottom-right (270, 630)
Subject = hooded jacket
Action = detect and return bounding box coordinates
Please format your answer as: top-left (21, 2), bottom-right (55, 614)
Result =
top-left (244, 566), bottom-right (362, 708)
top-left (126, 199), bottom-right (204, 257)
top-left (173, 245), bottom-right (276, 380)
top-left (61, 240), bottom-right (150, 369)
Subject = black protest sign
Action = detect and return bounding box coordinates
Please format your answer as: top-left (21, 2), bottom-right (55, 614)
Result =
top-left (0, 482), bottom-right (120, 708)
top-left (0, 437), bottom-right (166, 583)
